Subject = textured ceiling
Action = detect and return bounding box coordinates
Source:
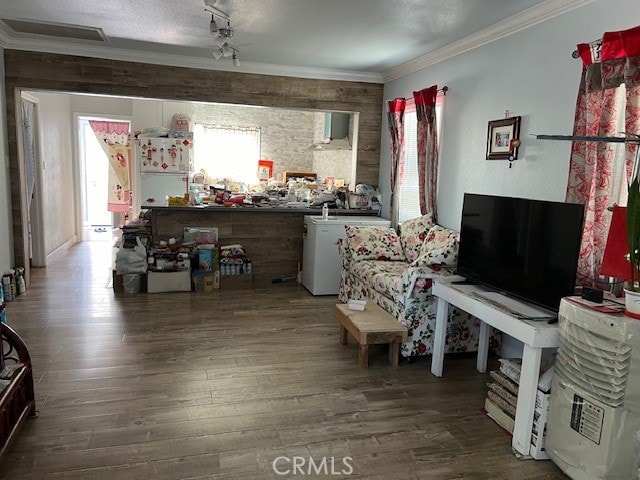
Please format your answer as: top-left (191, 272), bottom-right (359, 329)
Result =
top-left (0, 0), bottom-right (573, 77)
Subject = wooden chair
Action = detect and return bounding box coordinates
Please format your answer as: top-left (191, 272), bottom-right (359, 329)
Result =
top-left (0, 323), bottom-right (36, 460)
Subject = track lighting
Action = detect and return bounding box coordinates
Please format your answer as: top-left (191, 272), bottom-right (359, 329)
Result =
top-left (204, 0), bottom-right (241, 67)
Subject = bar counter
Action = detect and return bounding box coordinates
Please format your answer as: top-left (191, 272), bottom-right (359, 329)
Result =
top-left (143, 205), bottom-right (381, 287)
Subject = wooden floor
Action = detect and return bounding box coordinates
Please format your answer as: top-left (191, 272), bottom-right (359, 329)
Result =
top-left (0, 242), bottom-right (569, 479)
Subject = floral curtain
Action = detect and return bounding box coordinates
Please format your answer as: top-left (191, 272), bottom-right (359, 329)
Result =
top-left (413, 85), bottom-right (439, 222)
top-left (566, 25), bottom-right (640, 285)
top-left (387, 98), bottom-right (406, 227)
top-left (88, 120), bottom-right (132, 213)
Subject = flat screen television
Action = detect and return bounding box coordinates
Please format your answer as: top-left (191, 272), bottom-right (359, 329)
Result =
top-left (456, 193), bottom-right (585, 312)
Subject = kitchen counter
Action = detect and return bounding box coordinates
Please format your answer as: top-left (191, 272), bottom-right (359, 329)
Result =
top-left (142, 204), bottom-right (378, 215)
top-left (143, 205), bottom-right (384, 286)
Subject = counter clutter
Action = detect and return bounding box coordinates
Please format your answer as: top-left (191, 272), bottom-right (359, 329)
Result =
top-left (113, 225), bottom-right (252, 294)
top-left (170, 176), bottom-right (383, 213)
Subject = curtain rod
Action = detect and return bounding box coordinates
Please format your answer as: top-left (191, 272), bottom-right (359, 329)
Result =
top-left (400, 85), bottom-right (449, 101)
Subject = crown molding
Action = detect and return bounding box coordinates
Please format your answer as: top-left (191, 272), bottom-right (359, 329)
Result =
top-left (0, 33), bottom-right (384, 84)
top-left (382, 0), bottom-right (597, 83)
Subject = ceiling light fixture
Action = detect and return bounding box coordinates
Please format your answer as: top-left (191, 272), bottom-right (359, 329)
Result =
top-left (204, 0), bottom-right (241, 67)
top-left (209, 15), bottom-right (218, 35)
top-left (218, 20), bottom-right (234, 40)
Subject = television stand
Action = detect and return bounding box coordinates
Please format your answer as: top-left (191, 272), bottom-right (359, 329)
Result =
top-left (430, 279), bottom-right (559, 458)
top-left (449, 279), bottom-right (476, 285)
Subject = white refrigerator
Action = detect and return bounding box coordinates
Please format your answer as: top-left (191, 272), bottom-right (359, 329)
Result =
top-left (138, 134), bottom-right (193, 205)
top-left (302, 215), bottom-right (391, 295)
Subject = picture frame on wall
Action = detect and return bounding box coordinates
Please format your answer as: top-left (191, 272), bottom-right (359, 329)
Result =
top-left (486, 116), bottom-right (521, 160)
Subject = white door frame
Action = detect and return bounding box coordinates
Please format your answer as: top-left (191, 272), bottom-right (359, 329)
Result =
top-left (17, 92), bottom-right (46, 267)
top-left (73, 113), bottom-right (132, 238)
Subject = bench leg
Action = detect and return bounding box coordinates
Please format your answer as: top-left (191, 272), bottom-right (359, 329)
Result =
top-left (339, 324), bottom-right (348, 345)
top-left (389, 341), bottom-right (400, 366)
top-left (358, 344), bottom-right (369, 368)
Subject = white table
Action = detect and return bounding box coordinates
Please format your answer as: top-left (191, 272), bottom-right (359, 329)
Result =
top-left (431, 280), bottom-right (559, 457)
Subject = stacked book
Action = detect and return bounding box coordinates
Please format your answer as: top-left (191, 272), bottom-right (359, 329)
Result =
top-left (484, 358), bottom-right (552, 460)
top-left (485, 361), bottom-right (519, 434)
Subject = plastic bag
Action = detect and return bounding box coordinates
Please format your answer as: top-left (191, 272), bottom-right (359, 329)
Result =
top-left (116, 237), bottom-right (148, 274)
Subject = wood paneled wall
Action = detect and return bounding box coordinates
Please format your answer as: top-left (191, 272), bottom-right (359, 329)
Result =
top-left (149, 208), bottom-right (306, 286)
top-left (3, 50), bottom-right (384, 278)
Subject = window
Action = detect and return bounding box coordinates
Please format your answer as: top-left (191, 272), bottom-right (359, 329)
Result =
top-left (398, 108), bottom-right (419, 223)
top-left (611, 84), bottom-right (628, 207)
top-left (397, 95), bottom-right (444, 223)
top-left (193, 124), bottom-right (261, 184)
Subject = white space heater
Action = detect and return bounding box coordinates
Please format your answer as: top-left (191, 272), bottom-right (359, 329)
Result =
top-left (546, 299), bottom-right (640, 480)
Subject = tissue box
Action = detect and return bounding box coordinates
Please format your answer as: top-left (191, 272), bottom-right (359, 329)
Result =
top-left (348, 299), bottom-right (367, 311)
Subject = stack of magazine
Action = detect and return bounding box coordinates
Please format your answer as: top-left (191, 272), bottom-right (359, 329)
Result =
top-left (484, 359), bottom-right (553, 459)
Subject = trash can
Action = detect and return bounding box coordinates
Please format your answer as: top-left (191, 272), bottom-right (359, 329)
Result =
top-left (122, 273), bottom-right (141, 294)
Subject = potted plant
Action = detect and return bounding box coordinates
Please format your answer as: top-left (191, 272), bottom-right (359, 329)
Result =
top-left (625, 148), bottom-right (640, 318)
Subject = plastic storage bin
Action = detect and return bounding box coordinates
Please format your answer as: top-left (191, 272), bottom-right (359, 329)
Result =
top-left (122, 274), bottom-right (142, 294)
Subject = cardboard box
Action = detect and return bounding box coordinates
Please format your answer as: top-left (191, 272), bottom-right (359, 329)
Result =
top-left (198, 246), bottom-right (220, 272)
top-left (147, 270), bottom-right (191, 293)
top-left (113, 270), bottom-right (147, 293)
top-left (530, 390), bottom-right (550, 460)
top-left (193, 270), bottom-right (220, 292)
top-left (221, 273), bottom-right (252, 290)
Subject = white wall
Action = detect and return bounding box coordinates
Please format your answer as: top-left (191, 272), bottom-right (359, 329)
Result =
top-left (380, 0), bottom-right (640, 229)
top-left (33, 92), bottom-right (76, 258)
top-left (70, 95), bottom-right (134, 118)
top-left (0, 48), bottom-right (12, 273)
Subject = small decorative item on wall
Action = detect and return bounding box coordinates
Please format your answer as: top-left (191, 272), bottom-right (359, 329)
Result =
top-left (486, 116), bottom-right (521, 161)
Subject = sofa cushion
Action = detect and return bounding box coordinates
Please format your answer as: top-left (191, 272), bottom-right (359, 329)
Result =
top-left (345, 225), bottom-right (405, 262)
top-left (398, 213), bottom-right (434, 262)
top-left (412, 225), bottom-right (459, 267)
top-left (351, 260), bottom-right (407, 298)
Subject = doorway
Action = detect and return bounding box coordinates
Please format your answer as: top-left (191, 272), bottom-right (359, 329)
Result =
top-left (78, 117), bottom-right (129, 242)
top-left (19, 93), bottom-right (46, 267)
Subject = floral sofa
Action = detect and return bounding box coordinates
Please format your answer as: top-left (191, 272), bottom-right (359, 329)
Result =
top-left (338, 213), bottom-right (500, 358)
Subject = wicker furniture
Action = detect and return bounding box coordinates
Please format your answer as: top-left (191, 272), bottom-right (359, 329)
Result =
top-left (0, 323), bottom-right (36, 459)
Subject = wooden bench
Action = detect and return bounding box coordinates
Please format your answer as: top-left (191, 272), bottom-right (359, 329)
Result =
top-left (336, 302), bottom-right (408, 367)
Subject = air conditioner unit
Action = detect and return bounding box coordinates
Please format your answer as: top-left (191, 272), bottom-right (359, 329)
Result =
top-left (546, 299), bottom-right (640, 480)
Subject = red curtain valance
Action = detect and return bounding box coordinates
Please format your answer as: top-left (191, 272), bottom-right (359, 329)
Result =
top-left (578, 25), bottom-right (640, 65)
top-left (413, 85), bottom-right (438, 123)
top-left (413, 85), bottom-right (437, 107)
top-left (387, 98), bottom-right (406, 114)
top-left (576, 24), bottom-right (640, 91)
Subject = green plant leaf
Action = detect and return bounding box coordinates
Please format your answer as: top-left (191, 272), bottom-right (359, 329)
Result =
top-left (627, 177), bottom-right (640, 290)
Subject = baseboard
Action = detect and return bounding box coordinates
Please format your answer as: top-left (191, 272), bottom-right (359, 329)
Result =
top-left (45, 235), bottom-right (77, 266)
